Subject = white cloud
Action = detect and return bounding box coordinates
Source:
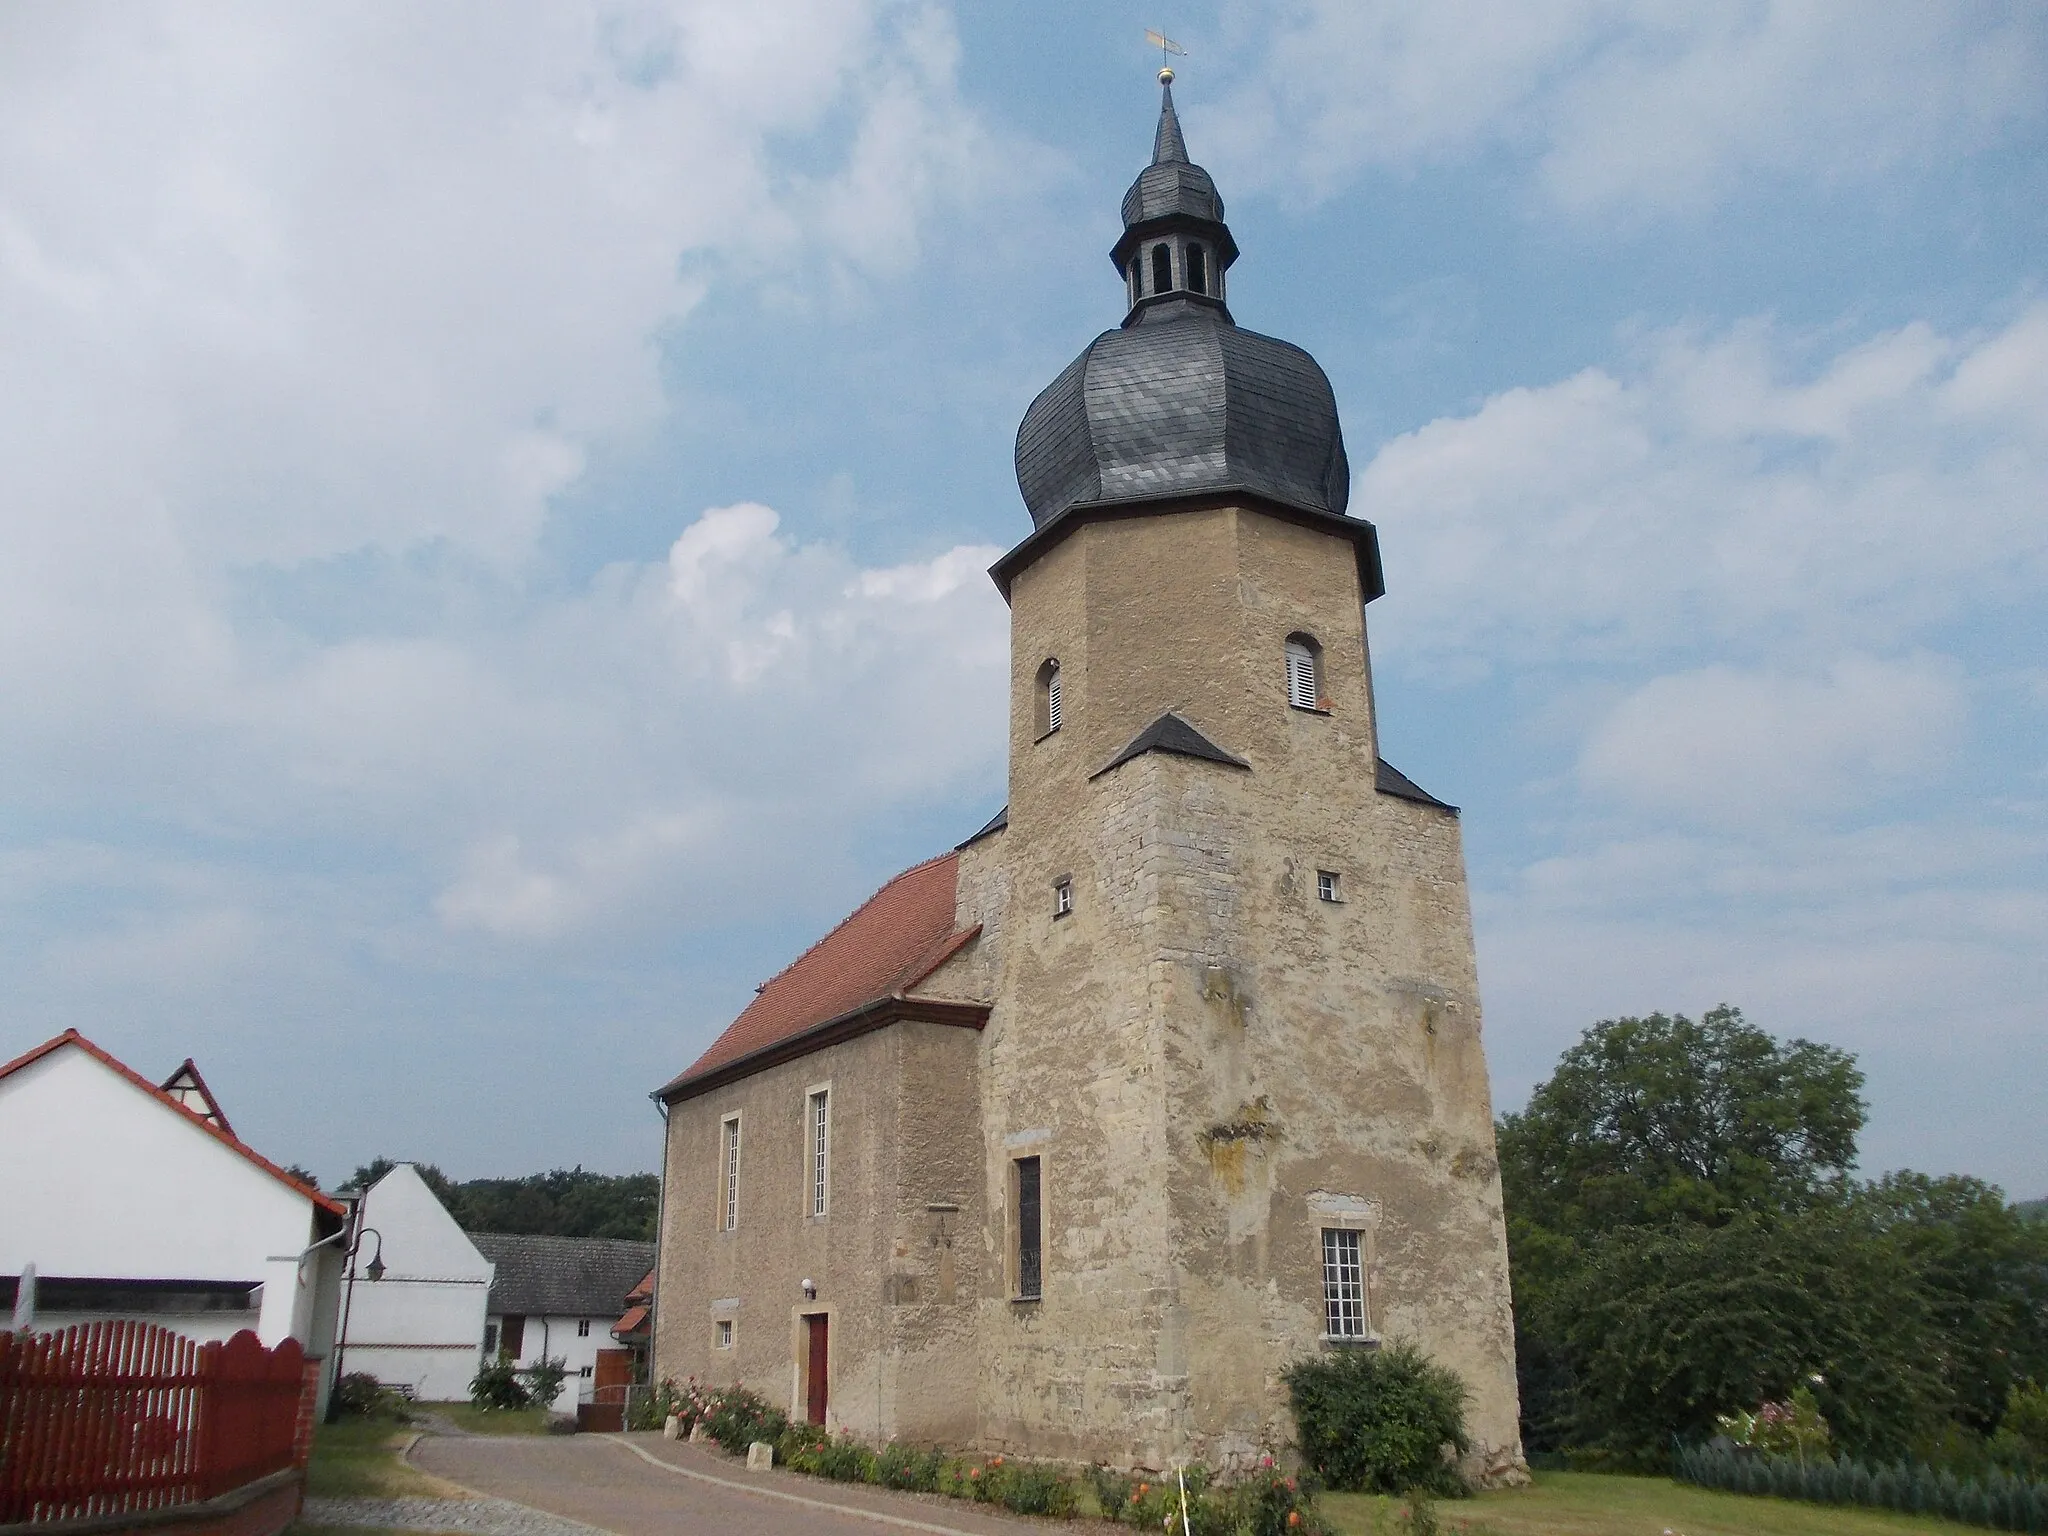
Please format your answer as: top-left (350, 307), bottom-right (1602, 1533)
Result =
top-left (1210, 0), bottom-right (2046, 213)
top-left (1577, 653), bottom-right (1968, 825)
top-left (1361, 306), bottom-right (2048, 670)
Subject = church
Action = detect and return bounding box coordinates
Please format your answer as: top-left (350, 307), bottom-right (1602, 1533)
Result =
top-left (650, 76), bottom-right (1525, 1483)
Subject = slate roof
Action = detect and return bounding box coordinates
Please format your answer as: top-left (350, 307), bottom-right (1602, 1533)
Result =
top-left (956, 805), bottom-right (1008, 848)
top-left (1376, 758), bottom-right (1458, 813)
top-left (1094, 711), bottom-right (1251, 779)
top-left (1014, 79), bottom-right (1349, 534)
top-left (0, 1030), bottom-right (343, 1217)
top-left (659, 852), bottom-right (980, 1096)
top-left (470, 1232), bottom-right (655, 1318)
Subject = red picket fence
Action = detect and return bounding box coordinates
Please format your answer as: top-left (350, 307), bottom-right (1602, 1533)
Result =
top-left (0, 1319), bottom-right (317, 1523)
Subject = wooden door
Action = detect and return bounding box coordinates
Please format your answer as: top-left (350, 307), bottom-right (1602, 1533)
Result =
top-left (500, 1315), bottom-right (525, 1359)
top-left (804, 1314), bottom-right (828, 1426)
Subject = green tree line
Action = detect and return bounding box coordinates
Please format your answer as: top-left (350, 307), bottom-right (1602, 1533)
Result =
top-left (1502, 1006), bottom-right (2048, 1468)
top-left (335, 1158), bottom-right (658, 1240)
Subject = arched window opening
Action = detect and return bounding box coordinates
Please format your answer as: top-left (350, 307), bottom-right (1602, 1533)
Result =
top-left (1151, 243), bottom-right (1173, 295)
top-left (1285, 635), bottom-right (1324, 711)
top-left (1036, 658), bottom-right (1063, 737)
top-left (1187, 244), bottom-right (1207, 295)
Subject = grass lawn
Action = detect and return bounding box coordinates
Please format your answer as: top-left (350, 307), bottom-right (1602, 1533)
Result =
top-left (419, 1403), bottom-right (552, 1436)
top-left (1321, 1472), bottom-right (1978, 1536)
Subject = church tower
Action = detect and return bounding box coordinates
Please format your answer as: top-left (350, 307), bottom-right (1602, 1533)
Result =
top-left (951, 75), bottom-right (1525, 1479)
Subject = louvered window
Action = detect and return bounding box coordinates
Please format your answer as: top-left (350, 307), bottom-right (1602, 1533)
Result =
top-left (1322, 1228), bottom-right (1368, 1338)
top-left (1037, 659), bottom-right (1063, 737)
top-left (1286, 636), bottom-right (1322, 710)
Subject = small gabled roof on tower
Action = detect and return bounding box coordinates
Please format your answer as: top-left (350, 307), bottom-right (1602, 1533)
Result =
top-left (1092, 711), bottom-right (1251, 779)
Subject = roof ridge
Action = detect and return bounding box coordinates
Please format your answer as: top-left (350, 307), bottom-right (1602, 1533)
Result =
top-left (741, 850), bottom-right (958, 1002)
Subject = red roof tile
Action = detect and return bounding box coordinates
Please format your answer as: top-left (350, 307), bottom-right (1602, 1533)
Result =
top-left (671, 852), bottom-right (973, 1089)
top-left (612, 1303), bottom-right (650, 1339)
top-left (0, 1030), bottom-right (345, 1217)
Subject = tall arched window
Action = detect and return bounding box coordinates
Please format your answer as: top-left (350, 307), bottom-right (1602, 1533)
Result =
top-left (1151, 243), bottom-right (1173, 295)
top-left (1285, 635), bottom-right (1323, 711)
top-left (1187, 244), bottom-right (1207, 295)
top-left (1035, 658), bottom-right (1063, 736)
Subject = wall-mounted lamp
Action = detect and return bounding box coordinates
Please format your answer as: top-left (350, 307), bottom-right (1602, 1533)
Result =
top-left (801, 1278), bottom-right (817, 1300)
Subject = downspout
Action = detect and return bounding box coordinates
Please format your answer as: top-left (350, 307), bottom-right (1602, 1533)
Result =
top-left (648, 1089), bottom-right (670, 1396)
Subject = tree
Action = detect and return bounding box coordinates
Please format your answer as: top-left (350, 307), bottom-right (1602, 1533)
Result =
top-left (1497, 1006), bottom-right (1865, 1234)
top-left (1855, 1172), bottom-right (2048, 1434)
top-left (337, 1158), bottom-right (657, 1239)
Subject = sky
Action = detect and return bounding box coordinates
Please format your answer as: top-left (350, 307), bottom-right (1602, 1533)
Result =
top-left (2, 1), bottom-right (2043, 1196)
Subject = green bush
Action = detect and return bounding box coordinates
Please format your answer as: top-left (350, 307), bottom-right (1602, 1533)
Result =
top-left (874, 1442), bottom-right (946, 1492)
top-left (699, 1384), bottom-right (788, 1456)
top-left (331, 1371), bottom-right (409, 1421)
top-left (522, 1355), bottom-right (569, 1413)
top-left (1284, 1342), bottom-right (1471, 1496)
top-left (469, 1356), bottom-right (531, 1410)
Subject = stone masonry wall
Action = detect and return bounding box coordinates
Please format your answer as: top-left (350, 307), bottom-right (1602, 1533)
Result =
top-left (976, 504), bottom-right (1523, 1480)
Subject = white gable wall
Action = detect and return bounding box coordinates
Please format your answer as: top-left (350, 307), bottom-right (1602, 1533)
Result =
top-left (336, 1165), bottom-right (494, 1401)
top-left (0, 1043), bottom-right (328, 1348)
top-left (489, 1311), bottom-right (617, 1409)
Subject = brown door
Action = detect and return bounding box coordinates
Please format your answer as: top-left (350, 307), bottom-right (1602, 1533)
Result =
top-left (500, 1315), bottom-right (525, 1358)
top-left (804, 1314), bottom-right (829, 1425)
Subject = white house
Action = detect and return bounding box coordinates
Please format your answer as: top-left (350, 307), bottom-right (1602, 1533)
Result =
top-left (331, 1164), bottom-right (494, 1403)
top-left (470, 1233), bottom-right (652, 1414)
top-left (0, 1029), bottom-right (348, 1412)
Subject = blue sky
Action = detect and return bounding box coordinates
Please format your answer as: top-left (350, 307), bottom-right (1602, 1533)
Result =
top-left (2, 2), bottom-right (2043, 1195)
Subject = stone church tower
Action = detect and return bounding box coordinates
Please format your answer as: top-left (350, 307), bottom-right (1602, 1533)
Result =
top-left (652, 77), bottom-right (1523, 1484)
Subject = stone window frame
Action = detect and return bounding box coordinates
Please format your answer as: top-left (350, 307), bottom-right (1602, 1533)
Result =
top-left (1317, 869), bottom-right (1342, 903)
top-left (714, 1316), bottom-right (734, 1350)
top-left (1286, 633), bottom-right (1328, 712)
top-left (1004, 1132), bottom-right (1053, 1305)
top-left (1034, 658), bottom-right (1063, 740)
top-left (805, 1080), bottom-right (832, 1221)
top-left (1309, 1193), bottom-right (1381, 1346)
top-left (719, 1111), bottom-right (742, 1233)
top-left (1053, 876), bottom-right (1074, 919)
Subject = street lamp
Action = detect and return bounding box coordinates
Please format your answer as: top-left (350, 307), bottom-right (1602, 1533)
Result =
top-left (326, 1221), bottom-right (387, 1422)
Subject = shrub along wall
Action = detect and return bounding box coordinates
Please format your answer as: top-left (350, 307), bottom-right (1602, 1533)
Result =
top-left (1673, 1443), bottom-right (2048, 1532)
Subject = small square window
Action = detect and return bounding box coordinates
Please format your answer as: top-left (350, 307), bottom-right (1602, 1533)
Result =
top-left (1053, 879), bottom-right (1073, 918)
top-left (576, 1318), bottom-right (591, 1337)
top-left (715, 1318), bottom-right (734, 1349)
top-left (578, 1364), bottom-right (593, 1379)
top-left (1317, 870), bottom-right (1341, 903)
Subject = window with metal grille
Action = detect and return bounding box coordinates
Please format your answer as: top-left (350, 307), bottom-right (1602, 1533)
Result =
top-left (1047, 666), bottom-right (1061, 731)
top-left (721, 1115), bottom-right (741, 1231)
top-left (715, 1319), bottom-right (733, 1349)
top-left (1152, 243), bottom-right (1172, 294)
top-left (810, 1089), bottom-right (830, 1217)
top-left (1286, 635), bottom-right (1322, 710)
top-left (1015, 1156), bottom-right (1043, 1300)
top-left (1322, 1228), bottom-right (1368, 1338)
top-left (1188, 244), bottom-right (1207, 295)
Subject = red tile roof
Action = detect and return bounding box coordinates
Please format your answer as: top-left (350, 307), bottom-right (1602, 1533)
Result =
top-left (612, 1303), bottom-right (650, 1339)
top-left (625, 1268), bottom-right (654, 1304)
top-left (0, 1030), bottom-right (345, 1217)
top-left (667, 852), bottom-right (978, 1091)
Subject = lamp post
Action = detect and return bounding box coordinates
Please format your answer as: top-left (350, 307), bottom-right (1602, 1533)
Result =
top-left (326, 1222), bottom-right (386, 1422)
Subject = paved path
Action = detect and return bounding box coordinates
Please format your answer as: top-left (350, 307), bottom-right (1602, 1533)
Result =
top-left (412, 1432), bottom-right (1077, 1536)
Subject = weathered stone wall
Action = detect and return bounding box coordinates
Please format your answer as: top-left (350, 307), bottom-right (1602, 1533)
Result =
top-left (651, 1018), bottom-right (983, 1443)
top-left (976, 504), bottom-right (1523, 1479)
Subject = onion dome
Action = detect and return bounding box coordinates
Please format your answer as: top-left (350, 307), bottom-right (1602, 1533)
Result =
top-left (1014, 72), bottom-right (1351, 532)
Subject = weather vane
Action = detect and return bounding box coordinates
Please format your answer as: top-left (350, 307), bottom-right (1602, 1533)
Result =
top-left (1145, 28), bottom-right (1187, 82)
